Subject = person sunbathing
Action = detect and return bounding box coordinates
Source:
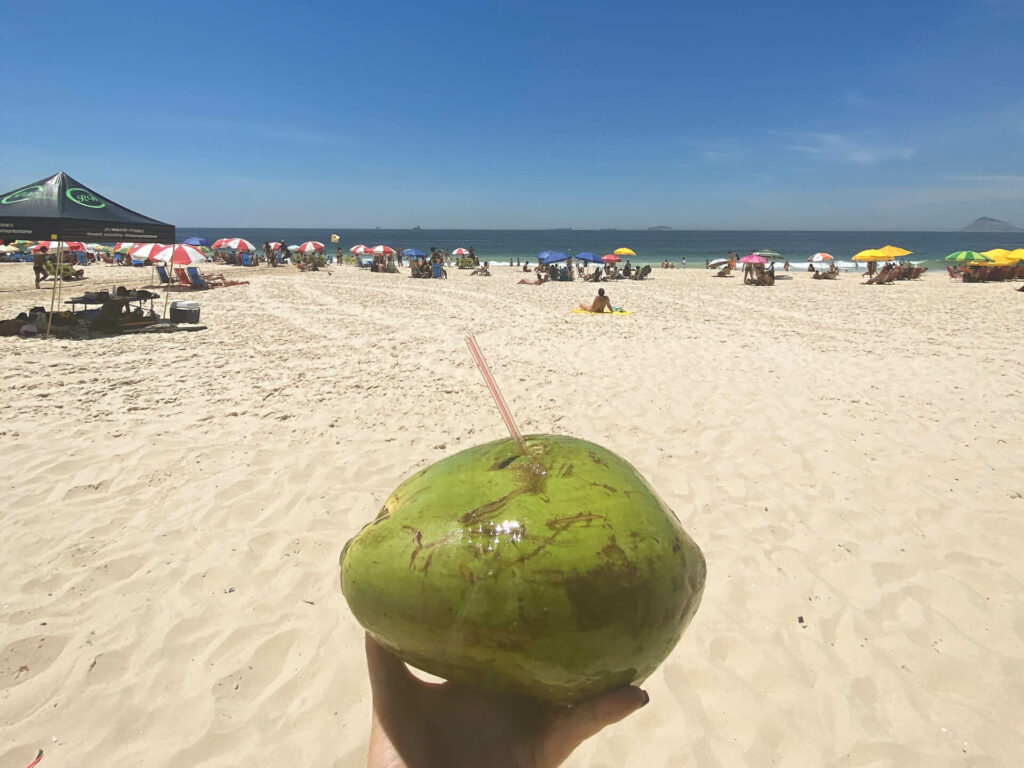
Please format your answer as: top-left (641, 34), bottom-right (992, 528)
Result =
top-left (471, 261), bottom-right (491, 276)
top-left (579, 288), bottom-right (612, 313)
top-left (518, 273), bottom-right (548, 285)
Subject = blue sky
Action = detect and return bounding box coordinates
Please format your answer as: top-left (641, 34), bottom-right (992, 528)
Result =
top-left (2, 0), bottom-right (1022, 229)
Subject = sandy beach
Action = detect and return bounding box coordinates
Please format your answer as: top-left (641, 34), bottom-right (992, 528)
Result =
top-left (1, 262), bottom-right (1021, 767)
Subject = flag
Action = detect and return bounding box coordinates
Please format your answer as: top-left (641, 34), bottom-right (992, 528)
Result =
top-left (330, 233), bottom-right (340, 243)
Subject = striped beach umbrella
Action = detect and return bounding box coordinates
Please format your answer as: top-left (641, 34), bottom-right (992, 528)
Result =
top-left (452, 247), bottom-right (470, 256)
top-left (267, 241), bottom-right (282, 251)
top-left (34, 241), bottom-right (85, 252)
top-left (213, 237), bottom-right (254, 251)
top-left (298, 240), bottom-right (325, 253)
top-left (349, 244), bottom-right (369, 254)
top-left (113, 242), bottom-right (137, 253)
top-left (808, 252), bottom-right (833, 262)
top-left (945, 250), bottom-right (992, 263)
top-left (151, 244), bottom-right (207, 265)
top-left (128, 243), bottom-right (167, 262)
top-left (370, 244), bottom-right (394, 255)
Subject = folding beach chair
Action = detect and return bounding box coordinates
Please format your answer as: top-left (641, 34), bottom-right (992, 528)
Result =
top-left (241, 253), bottom-right (252, 267)
top-left (156, 265), bottom-right (172, 285)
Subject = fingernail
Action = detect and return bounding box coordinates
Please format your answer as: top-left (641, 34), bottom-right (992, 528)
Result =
top-left (640, 689), bottom-right (650, 706)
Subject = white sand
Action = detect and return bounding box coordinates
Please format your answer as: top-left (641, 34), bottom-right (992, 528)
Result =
top-left (1, 262), bottom-right (1022, 766)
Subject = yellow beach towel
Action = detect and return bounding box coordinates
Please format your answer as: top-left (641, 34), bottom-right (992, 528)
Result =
top-left (571, 308), bottom-right (631, 315)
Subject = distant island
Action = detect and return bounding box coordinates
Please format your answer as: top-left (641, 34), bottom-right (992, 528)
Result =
top-left (962, 216), bottom-right (1023, 232)
top-left (647, 225), bottom-right (673, 231)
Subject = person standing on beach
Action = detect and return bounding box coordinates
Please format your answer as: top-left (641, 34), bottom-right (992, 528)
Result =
top-left (33, 245), bottom-right (49, 288)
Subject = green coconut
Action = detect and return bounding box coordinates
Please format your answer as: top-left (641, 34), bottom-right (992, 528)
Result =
top-left (340, 434), bottom-right (705, 703)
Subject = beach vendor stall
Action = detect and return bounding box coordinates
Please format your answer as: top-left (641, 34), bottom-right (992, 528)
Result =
top-left (0, 172), bottom-right (175, 338)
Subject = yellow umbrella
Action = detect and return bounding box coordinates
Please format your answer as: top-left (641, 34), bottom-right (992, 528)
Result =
top-left (613, 247), bottom-right (636, 256)
top-left (980, 248), bottom-right (1019, 264)
top-left (877, 244), bottom-right (912, 258)
top-left (852, 248), bottom-right (886, 262)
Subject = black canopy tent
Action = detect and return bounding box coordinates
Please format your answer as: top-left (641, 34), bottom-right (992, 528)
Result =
top-left (0, 172), bottom-right (175, 337)
top-left (0, 171), bottom-right (174, 243)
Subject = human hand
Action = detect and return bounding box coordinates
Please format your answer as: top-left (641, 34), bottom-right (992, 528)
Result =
top-left (365, 634), bottom-right (648, 768)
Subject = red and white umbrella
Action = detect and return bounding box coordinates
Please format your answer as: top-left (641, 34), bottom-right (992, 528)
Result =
top-left (298, 240), bottom-right (324, 253)
top-left (128, 243), bottom-right (167, 262)
top-left (370, 245), bottom-right (395, 255)
top-left (808, 252), bottom-right (833, 262)
top-left (213, 237), bottom-right (254, 251)
top-left (151, 244), bottom-right (208, 265)
top-left (601, 253), bottom-right (621, 263)
top-left (451, 247), bottom-right (470, 256)
top-left (34, 241), bottom-right (85, 252)
top-left (267, 241), bottom-right (282, 251)
top-left (349, 244), bottom-right (370, 254)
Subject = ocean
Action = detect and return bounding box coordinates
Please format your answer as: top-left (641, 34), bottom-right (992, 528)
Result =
top-left (177, 228), bottom-right (1021, 268)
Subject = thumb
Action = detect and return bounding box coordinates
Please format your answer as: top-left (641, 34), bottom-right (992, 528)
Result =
top-left (542, 686), bottom-right (649, 766)
top-left (365, 634), bottom-right (415, 704)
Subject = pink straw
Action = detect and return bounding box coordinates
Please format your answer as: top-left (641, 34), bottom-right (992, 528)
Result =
top-left (466, 336), bottom-right (527, 455)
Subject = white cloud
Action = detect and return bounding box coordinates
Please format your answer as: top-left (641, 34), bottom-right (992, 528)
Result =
top-left (783, 132), bottom-right (915, 165)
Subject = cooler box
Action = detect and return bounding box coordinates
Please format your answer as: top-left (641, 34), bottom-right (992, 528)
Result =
top-left (170, 301), bottom-right (200, 324)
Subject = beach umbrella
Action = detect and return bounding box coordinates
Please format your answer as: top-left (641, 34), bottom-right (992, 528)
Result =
top-left (151, 244), bottom-right (207, 265)
top-left (112, 242), bottom-right (137, 253)
top-left (574, 251), bottom-right (603, 264)
top-left (216, 237), bottom-right (255, 251)
top-left (182, 236), bottom-right (212, 247)
top-left (808, 252), bottom-right (833, 262)
top-left (852, 249), bottom-right (886, 262)
top-left (945, 250), bottom-right (992, 263)
top-left (601, 253), bottom-right (622, 263)
top-left (877, 244), bottom-right (912, 259)
top-left (613, 247), bottom-right (636, 257)
top-left (13, 239), bottom-right (35, 248)
top-left (452, 247), bottom-right (471, 256)
top-left (349, 244), bottom-right (369, 254)
top-left (539, 251), bottom-right (570, 265)
top-left (266, 241), bottom-right (282, 251)
top-left (738, 254), bottom-right (768, 264)
top-left (128, 243), bottom-right (167, 262)
top-left (298, 240), bottom-right (325, 253)
top-left (708, 258), bottom-right (729, 268)
top-left (34, 241), bottom-right (85, 252)
top-left (370, 245), bottom-right (395, 255)
top-left (0, 244), bottom-right (19, 253)
top-left (755, 249), bottom-right (782, 260)
top-left (287, 245), bottom-right (299, 252)
top-left (401, 248), bottom-right (425, 258)
top-left (980, 248), bottom-right (1020, 265)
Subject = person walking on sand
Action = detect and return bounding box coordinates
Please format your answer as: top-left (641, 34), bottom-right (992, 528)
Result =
top-left (33, 245), bottom-right (49, 288)
top-left (580, 287), bottom-right (612, 313)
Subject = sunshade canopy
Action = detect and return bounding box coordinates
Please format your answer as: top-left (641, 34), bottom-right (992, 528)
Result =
top-left (0, 171), bottom-right (174, 243)
top-left (852, 249), bottom-right (886, 262)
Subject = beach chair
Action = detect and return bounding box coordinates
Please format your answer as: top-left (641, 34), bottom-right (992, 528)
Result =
top-left (185, 266), bottom-right (214, 288)
top-left (714, 266), bottom-right (732, 277)
top-left (432, 262), bottom-right (446, 279)
top-left (155, 265), bottom-right (172, 285)
top-left (76, 253), bottom-right (88, 267)
top-left (99, 253), bottom-right (115, 264)
top-left (174, 267), bottom-right (195, 287)
top-left (946, 265), bottom-right (960, 280)
top-left (241, 253), bottom-right (252, 267)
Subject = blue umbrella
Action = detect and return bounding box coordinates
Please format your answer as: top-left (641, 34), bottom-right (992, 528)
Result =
top-left (574, 251), bottom-right (602, 264)
top-left (538, 250), bottom-right (569, 264)
top-left (402, 248), bottom-right (425, 257)
top-left (183, 236), bottom-right (212, 247)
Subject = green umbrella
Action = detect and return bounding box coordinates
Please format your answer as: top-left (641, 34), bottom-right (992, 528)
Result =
top-left (945, 250), bottom-right (992, 263)
top-left (756, 249), bottom-right (782, 260)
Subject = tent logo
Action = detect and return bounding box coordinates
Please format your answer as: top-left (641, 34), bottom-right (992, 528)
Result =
top-left (1, 185), bottom-right (43, 205)
top-left (67, 187), bottom-right (106, 209)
